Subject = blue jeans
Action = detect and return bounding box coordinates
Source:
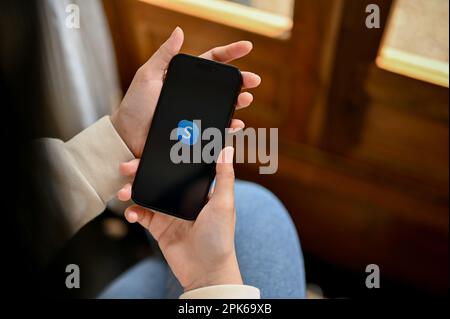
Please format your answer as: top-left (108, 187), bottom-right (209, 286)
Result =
top-left (99, 181), bottom-right (306, 298)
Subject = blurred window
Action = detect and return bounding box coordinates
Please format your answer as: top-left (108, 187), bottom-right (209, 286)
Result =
top-left (226, 0), bottom-right (294, 18)
top-left (141, 0), bottom-right (294, 39)
top-left (377, 0), bottom-right (449, 87)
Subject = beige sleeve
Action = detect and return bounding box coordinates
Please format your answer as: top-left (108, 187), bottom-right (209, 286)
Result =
top-left (179, 285), bottom-right (261, 299)
top-left (35, 116), bottom-right (134, 237)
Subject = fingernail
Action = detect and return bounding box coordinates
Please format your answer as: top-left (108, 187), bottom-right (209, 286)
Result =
top-left (228, 127), bottom-right (243, 134)
top-left (172, 26), bottom-right (181, 36)
top-left (243, 40), bottom-right (253, 49)
top-left (126, 210), bottom-right (138, 223)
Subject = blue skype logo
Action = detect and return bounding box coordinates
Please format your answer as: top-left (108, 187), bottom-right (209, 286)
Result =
top-left (177, 120), bottom-right (200, 145)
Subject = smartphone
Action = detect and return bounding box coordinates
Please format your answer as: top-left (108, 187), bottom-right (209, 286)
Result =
top-left (131, 53), bottom-right (242, 220)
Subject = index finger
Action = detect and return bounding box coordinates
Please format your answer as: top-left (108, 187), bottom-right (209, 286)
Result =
top-left (199, 41), bottom-right (253, 63)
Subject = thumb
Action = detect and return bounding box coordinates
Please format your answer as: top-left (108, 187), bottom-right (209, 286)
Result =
top-left (145, 26), bottom-right (184, 73)
top-left (212, 147), bottom-right (235, 206)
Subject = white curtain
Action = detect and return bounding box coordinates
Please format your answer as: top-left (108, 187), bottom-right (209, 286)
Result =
top-left (39, 0), bottom-right (122, 140)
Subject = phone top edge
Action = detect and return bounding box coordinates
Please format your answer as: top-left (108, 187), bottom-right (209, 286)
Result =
top-left (172, 53), bottom-right (242, 74)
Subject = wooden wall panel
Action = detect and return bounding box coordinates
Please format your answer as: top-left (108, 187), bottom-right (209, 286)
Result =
top-left (103, 0), bottom-right (448, 294)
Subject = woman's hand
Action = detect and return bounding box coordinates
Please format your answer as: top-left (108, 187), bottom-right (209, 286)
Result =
top-left (117, 147), bottom-right (242, 291)
top-left (111, 27), bottom-right (261, 157)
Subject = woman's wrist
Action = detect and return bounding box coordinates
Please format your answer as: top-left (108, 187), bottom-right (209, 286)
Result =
top-left (184, 255), bottom-right (243, 292)
top-left (110, 109), bottom-right (137, 157)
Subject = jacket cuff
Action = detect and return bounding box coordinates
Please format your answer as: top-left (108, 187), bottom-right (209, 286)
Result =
top-left (179, 285), bottom-right (261, 299)
top-left (65, 116), bottom-right (135, 204)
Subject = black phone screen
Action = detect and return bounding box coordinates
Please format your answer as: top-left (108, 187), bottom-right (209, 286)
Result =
top-left (131, 54), bottom-right (242, 220)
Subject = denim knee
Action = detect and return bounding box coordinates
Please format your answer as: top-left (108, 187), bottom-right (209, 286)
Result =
top-left (233, 180), bottom-right (305, 298)
top-left (234, 180), bottom-right (298, 237)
